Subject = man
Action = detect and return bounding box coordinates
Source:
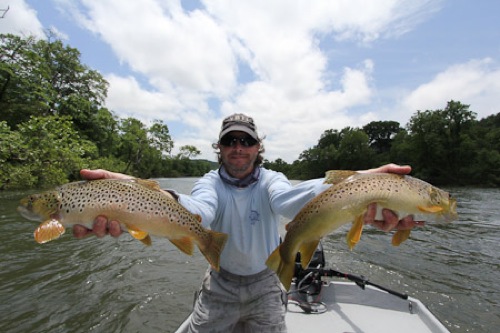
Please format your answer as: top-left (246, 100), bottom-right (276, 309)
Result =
top-left (74, 113), bottom-right (420, 333)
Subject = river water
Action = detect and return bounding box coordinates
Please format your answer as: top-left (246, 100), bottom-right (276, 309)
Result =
top-left (0, 179), bottom-right (498, 332)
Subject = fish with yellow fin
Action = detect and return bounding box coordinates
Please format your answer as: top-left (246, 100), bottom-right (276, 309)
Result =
top-left (266, 171), bottom-right (457, 290)
top-left (17, 178), bottom-right (228, 271)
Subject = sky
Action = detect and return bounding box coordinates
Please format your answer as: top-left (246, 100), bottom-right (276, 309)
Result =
top-left (1, 0), bottom-right (500, 162)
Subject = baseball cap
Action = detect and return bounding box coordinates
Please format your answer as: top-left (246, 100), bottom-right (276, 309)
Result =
top-left (219, 113), bottom-right (259, 140)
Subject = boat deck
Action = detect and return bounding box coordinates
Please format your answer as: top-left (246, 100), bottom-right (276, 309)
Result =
top-left (175, 280), bottom-right (450, 333)
top-left (286, 281), bottom-right (450, 333)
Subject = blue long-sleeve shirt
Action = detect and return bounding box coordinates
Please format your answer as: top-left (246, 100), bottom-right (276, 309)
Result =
top-left (178, 167), bottom-right (329, 275)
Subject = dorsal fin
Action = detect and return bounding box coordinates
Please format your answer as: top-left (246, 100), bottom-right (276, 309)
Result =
top-left (324, 170), bottom-right (358, 185)
top-left (135, 178), bottom-right (162, 191)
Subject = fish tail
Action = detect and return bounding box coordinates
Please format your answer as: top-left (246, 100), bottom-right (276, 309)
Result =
top-left (199, 230), bottom-right (228, 272)
top-left (266, 245), bottom-right (295, 291)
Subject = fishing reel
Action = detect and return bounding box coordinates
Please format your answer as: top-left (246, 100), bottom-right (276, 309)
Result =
top-left (290, 242), bottom-right (327, 313)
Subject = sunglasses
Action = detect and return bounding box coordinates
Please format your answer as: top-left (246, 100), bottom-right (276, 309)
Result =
top-left (219, 135), bottom-right (258, 147)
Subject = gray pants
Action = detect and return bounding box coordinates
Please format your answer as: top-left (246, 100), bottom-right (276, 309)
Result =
top-left (187, 267), bottom-right (288, 333)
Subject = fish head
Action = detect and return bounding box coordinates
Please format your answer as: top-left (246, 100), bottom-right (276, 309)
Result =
top-left (428, 186), bottom-right (458, 222)
top-left (443, 196), bottom-right (458, 222)
top-left (17, 191), bottom-right (61, 221)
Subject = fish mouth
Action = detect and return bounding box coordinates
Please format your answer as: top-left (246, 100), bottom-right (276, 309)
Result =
top-left (17, 205), bottom-right (42, 221)
top-left (443, 198), bottom-right (458, 222)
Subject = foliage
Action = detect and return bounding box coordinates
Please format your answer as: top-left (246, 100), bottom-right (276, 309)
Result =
top-left (0, 116), bottom-right (98, 189)
top-left (0, 33), bottom-right (215, 189)
top-left (1, 34), bottom-right (499, 188)
top-left (266, 101), bottom-right (499, 187)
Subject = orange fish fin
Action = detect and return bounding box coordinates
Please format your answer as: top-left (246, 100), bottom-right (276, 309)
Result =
top-left (135, 178), bottom-right (162, 191)
top-left (346, 215), bottom-right (364, 250)
top-left (324, 170), bottom-right (358, 185)
top-left (265, 245), bottom-right (295, 291)
top-left (195, 214), bottom-right (202, 223)
top-left (125, 224), bottom-right (151, 244)
top-left (299, 240), bottom-right (320, 269)
top-left (198, 230), bottom-right (228, 271)
top-left (418, 205), bottom-right (444, 213)
top-left (392, 230), bottom-right (411, 246)
top-left (34, 219), bottom-right (65, 243)
top-left (170, 237), bottom-right (195, 255)
top-left (140, 235), bottom-right (152, 246)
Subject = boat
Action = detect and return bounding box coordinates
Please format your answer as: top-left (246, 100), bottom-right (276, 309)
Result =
top-left (175, 243), bottom-right (450, 333)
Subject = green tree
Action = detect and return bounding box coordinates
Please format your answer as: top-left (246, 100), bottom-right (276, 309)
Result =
top-left (0, 33), bottom-right (108, 130)
top-left (2, 116), bottom-right (98, 188)
top-left (336, 128), bottom-right (374, 170)
top-left (149, 119), bottom-right (174, 156)
top-left (406, 100), bottom-right (477, 184)
top-left (363, 120), bottom-right (402, 164)
top-left (468, 113), bottom-right (500, 185)
top-left (177, 145), bottom-right (201, 159)
top-left (263, 158), bottom-right (291, 175)
top-left (117, 117), bottom-right (150, 175)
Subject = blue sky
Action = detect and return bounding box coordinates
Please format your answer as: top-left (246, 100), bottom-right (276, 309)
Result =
top-left (2, 0), bottom-right (500, 162)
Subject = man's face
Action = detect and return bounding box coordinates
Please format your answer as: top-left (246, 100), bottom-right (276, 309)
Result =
top-left (219, 131), bottom-right (260, 178)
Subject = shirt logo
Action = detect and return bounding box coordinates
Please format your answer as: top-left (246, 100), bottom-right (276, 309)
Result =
top-left (249, 210), bottom-right (260, 225)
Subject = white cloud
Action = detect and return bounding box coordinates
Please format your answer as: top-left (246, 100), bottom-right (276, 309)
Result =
top-left (77, 0), bottom-right (237, 98)
top-left (13, 0), bottom-right (460, 162)
top-left (403, 58), bottom-right (500, 120)
top-left (0, 0), bottom-right (44, 37)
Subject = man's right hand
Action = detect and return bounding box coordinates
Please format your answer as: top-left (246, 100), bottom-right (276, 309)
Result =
top-left (72, 169), bottom-right (131, 239)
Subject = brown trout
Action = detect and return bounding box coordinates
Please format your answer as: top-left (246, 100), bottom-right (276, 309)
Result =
top-left (266, 171), bottom-right (457, 290)
top-left (18, 178), bottom-right (228, 271)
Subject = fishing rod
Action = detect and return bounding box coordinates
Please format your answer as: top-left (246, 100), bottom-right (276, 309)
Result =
top-left (297, 267), bottom-right (409, 300)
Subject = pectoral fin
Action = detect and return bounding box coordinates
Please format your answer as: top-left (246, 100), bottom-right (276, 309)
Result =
top-left (346, 215), bottom-right (364, 250)
top-left (417, 205), bottom-right (443, 213)
top-left (392, 229), bottom-right (411, 246)
top-left (125, 224), bottom-right (152, 246)
top-left (34, 219), bottom-right (66, 243)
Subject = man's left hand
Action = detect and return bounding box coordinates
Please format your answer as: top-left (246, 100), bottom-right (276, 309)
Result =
top-left (361, 164), bottom-right (425, 232)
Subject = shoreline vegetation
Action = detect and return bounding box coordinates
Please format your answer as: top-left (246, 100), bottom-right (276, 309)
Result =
top-left (1, 34), bottom-right (499, 190)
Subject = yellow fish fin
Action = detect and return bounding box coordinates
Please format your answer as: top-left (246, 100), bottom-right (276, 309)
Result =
top-left (266, 245), bottom-right (282, 273)
top-left (417, 205), bottom-right (444, 213)
top-left (34, 219), bottom-right (66, 243)
top-left (170, 236), bottom-right (195, 255)
top-left (125, 224), bottom-right (151, 245)
top-left (299, 240), bottom-right (320, 269)
top-left (265, 245), bottom-right (295, 291)
top-left (392, 229), bottom-right (411, 246)
top-left (198, 230), bottom-right (228, 272)
top-left (135, 178), bottom-right (162, 191)
top-left (140, 235), bottom-right (152, 246)
top-left (324, 170), bottom-right (358, 185)
top-left (346, 215), bottom-right (364, 250)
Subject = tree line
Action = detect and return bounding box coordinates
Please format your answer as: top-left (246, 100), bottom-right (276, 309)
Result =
top-left (0, 33), bottom-right (214, 189)
top-left (1, 34), bottom-right (499, 189)
top-left (265, 100), bottom-right (500, 187)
